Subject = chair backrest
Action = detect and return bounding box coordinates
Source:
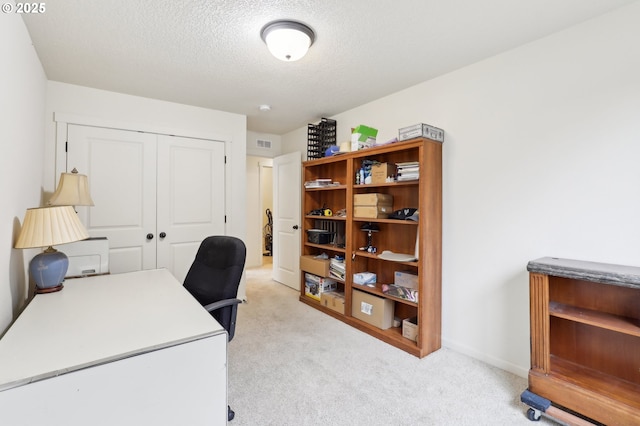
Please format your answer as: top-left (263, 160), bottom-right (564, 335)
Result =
top-left (183, 236), bottom-right (246, 339)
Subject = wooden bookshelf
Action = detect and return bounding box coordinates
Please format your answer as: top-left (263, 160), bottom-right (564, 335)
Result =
top-left (299, 137), bottom-right (442, 358)
top-left (525, 257), bottom-right (640, 424)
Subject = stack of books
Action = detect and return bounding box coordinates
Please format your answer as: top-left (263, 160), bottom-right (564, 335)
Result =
top-left (304, 178), bottom-right (336, 188)
top-left (329, 257), bottom-right (345, 280)
top-left (395, 161), bottom-right (419, 181)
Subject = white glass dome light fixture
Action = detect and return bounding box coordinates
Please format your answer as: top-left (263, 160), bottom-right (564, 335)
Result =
top-left (260, 20), bottom-right (315, 62)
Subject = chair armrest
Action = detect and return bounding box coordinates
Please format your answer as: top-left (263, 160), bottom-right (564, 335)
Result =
top-left (203, 298), bottom-right (242, 341)
top-left (203, 298), bottom-right (242, 313)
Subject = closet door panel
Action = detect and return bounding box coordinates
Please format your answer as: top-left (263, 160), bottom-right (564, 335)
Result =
top-left (156, 135), bottom-right (226, 284)
top-left (66, 125), bottom-right (158, 274)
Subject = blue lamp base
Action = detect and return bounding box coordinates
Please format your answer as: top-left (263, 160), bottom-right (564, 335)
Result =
top-left (29, 247), bottom-right (69, 294)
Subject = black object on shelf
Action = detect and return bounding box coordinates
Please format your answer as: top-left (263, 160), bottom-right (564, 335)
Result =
top-left (307, 118), bottom-right (337, 160)
top-left (360, 222), bottom-right (379, 253)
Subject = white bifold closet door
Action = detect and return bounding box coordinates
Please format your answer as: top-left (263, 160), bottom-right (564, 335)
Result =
top-left (66, 124), bottom-right (226, 284)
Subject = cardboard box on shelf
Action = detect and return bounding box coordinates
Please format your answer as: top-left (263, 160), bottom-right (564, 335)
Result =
top-left (351, 289), bottom-right (394, 330)
top-left (305, 273), bottom-right (337, 301)
top-left (402, 316), bottom-right (418, 342)
top-left (398, 123), bottom-right (444, 143)
top-left (321, 291), bottom-right (345, 314)
top-left (370, 163), bottom-right (396, 184)
top-left (351, 125), bottom-right (378, 151)
top-left (354, 205), bottom-right (394, 219)
top-left (300, 255), bottom-right (330, 277)
top-left (353, 193), bottom-right (393, 206)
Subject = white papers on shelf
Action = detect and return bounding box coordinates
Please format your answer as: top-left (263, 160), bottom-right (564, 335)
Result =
top-left (304, 179), bottom-right (341, 188)
top-left (330, 258), bottom-right (345, 280)
top-left (396, 161), bottom-right (419, 181)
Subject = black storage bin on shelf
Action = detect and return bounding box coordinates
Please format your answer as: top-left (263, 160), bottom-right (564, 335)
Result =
top-left (306, 229), bottom-right (333, 245)
top-left (307, 118), bottom-right (337, 160)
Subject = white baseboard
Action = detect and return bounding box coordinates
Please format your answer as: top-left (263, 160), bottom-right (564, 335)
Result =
top-left (442, 338), bottom-right (530, 379)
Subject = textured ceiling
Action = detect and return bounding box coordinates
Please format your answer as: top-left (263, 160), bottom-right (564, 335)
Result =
top-left (22, 0), bottom-right (636, 135)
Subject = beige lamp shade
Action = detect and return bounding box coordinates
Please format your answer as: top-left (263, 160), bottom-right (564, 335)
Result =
top-left (15, 206), bottom-right (89, 249)
top-left (48, 168), bottom-right (95, 206)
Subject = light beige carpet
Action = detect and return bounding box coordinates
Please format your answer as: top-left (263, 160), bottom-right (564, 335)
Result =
top-left (228, 264), bottom-right (556, 425)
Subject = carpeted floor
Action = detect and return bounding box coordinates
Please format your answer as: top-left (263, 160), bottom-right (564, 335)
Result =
top-left (227, 264), bottom-right (556, 425)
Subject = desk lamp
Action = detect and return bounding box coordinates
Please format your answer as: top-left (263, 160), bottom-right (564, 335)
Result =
top-left (360, 222), bottom-right (380, 253)
top-left (15, 206), bottom-right (89, 293)
top-left (48, 168), bottom-right (95, 207)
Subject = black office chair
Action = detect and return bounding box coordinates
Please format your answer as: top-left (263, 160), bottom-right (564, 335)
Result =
top-left (183, 235), bottom-right (246, 422)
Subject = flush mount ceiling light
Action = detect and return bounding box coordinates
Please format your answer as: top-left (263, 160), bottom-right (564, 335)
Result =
top-left (260, 20), bottom-right (315, 62)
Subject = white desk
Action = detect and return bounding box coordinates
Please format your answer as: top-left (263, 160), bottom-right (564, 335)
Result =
top-left (0, 269), bottom-right (227, 425)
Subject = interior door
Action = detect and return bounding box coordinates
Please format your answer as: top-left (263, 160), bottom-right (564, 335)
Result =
top-left (66, 124), bottom-right (157, 274)
top-left (272, 151), bottom-right (301, 289)
top-left (156, 135), bottom-right (226, 284)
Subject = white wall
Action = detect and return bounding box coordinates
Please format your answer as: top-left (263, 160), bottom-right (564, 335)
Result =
top-left (282, 3), bottom-right (640, 377)
top-left (246, 130), bottom-right (282, 158)
top-left (0, 9), bottom-right (47, 334)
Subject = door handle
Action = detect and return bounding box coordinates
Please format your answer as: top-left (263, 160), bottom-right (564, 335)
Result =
top-left (159, 232), bottom-right (167, 238)
top-left (146, 233), bottom-right (154, 240)
top-left (292, 225), bottom-right (299, 230)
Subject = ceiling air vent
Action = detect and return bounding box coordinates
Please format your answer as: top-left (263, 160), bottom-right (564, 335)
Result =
top-left (256, 139), bottom-right (272, 149)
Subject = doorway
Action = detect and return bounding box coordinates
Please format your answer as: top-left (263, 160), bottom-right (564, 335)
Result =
top-left (245, 156), bottom-right (273, 269)
top-left (259, 161), bottom-right (273, 265)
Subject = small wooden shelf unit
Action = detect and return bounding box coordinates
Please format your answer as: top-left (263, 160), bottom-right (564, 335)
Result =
top-left (526, 257), bottom-right (640, 425)
top-left (300, 137), bottom-right (442, 358)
